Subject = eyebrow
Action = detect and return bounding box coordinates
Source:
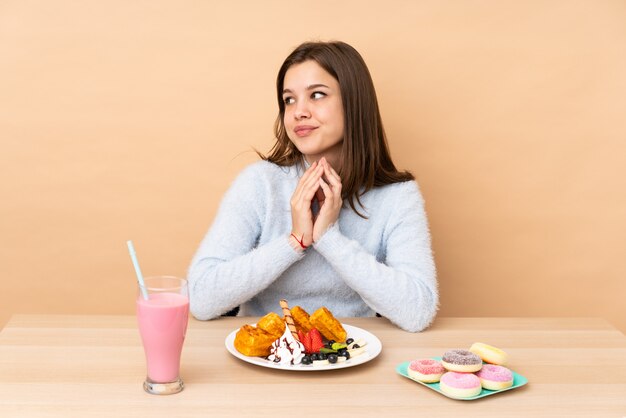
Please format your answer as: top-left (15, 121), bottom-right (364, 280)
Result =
top-left (282, 84), bottom-right (330, 95)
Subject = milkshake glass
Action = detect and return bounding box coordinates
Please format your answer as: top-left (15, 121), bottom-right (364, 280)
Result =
top-left (136, 276), bottom-right (189, 395)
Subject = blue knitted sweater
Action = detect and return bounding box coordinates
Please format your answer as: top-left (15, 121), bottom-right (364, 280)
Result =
top-left (188, 161), bottom-right (438, 332)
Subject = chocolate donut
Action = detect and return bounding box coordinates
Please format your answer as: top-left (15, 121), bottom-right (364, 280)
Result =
top-left (441, 349), bottom-right (483, 373)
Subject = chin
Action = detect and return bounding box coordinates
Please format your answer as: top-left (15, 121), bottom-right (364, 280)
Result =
top-left (293, 143), bottom-right (322, 157)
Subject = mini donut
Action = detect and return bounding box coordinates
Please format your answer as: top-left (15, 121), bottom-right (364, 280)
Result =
top-left (476, 364), bottom-right (514, 390)
top-left (408, 359), bottom-right (445, 383)
top-left (441, 349), bottom-right (483, 373)
top-left (469, 342), bottom-right (508, 365)
top-left (439, 371), bottom-right (482, 398)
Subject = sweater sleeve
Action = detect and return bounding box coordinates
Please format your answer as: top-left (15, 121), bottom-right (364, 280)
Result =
top-left (187, 164), bottom-right (304, 320)
top-left (313, 181), bottom-right (438, 332)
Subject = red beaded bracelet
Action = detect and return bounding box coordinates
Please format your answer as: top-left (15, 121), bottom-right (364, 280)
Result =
top-left (290, 233), bottom-right (308, 249)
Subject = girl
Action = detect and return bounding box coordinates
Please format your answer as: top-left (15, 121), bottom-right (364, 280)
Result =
top-left (188, 41), bottom-right (437, 332)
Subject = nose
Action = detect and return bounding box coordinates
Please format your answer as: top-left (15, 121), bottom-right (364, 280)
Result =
top-left (294, 100), bottom-right (310, 120)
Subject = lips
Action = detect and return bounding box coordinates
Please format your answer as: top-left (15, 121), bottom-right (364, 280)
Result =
top-left (294, 125), bottom-right (317, 137)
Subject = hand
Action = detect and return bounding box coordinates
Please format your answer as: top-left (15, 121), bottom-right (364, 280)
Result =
top-left (312, 158), bottom-right (342, 243)
top-left (290, 160), bottom-right (324, 248)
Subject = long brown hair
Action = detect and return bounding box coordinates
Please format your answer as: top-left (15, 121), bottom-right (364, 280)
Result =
top-left (261, 41), bottom-right (414, 217)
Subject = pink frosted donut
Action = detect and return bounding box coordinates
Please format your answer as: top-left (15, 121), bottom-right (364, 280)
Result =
top-left (408, 359), bottom-right (445, 383)
top-left (476, 364), bottom-right (514, 390)
top-left (439, 371), bottom-right (482, 398)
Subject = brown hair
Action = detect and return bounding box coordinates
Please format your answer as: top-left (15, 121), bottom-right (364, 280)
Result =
top-left (261, 41), bottom-right (414, 217)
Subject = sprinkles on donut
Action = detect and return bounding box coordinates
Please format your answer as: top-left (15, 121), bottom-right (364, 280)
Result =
top-left (476, 364), bottom-right (514, 390)
top-left (408, 358), bottom-right (445, 383)
top-left (441, 349), bottom-right (483, 373)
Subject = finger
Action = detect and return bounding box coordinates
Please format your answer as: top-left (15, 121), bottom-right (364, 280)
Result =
top-left (318, 177), bottom-right (334, 206)
top-left (303, 162), bottom-right (324, 184)
top-left (306, 160), bottom-right (318, 172)
top-left (300, 165), bottom-right (324, 197)
top-left (295, 180), bottom-right (322, 209)
top-left (320, 169), bottom-right (341, 202)
top-left (293, 163), bottom-right (322, 202)
top-left (324, 163), bottom-right (342, 186)
top-left (317, 158), bottom-right (340, 186)
top-left (294, 161), bottom-right (318, 191)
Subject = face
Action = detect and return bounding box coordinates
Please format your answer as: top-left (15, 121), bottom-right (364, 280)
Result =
top-left (282, 60), bottom-right (344, 166)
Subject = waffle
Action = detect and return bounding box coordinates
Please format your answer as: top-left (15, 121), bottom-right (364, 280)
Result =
top-left (310, 307), bottom-right (347, 342)
top-left (234, 312), bottom-right (285, 357)
top-left (291, 306), bottom-right (314, 333)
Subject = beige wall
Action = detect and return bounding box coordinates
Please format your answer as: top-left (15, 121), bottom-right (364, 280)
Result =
top-left (1, 0), bottom-right (625, 332)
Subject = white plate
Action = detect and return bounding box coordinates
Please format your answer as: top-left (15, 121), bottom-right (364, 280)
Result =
top-left (225, 323), bottom-right (382, 371)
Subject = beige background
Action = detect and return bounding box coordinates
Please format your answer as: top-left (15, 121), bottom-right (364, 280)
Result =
top-left (1, 0), bottom-right (625, 332)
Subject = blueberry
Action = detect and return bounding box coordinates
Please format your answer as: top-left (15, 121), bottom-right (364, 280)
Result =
top-left (352, 344), bottom-right (360, 349)
top-left (301, 356), bottom-right (312, 365)
top-left (346, 338), bottom-right (354, 345)
top-left (328, 340), bottom-right (336, 346)
top-left (310, 353), bottom-right (318, 361)
top-left (318, 353), bottom-right (327, 360)
top-left (328, 354), bottom-right (338, 364)
top-left (338, 349), bottom-right (348, 357)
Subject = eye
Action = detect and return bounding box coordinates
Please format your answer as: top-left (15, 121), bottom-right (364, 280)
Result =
top-left (283, 96), bottom-right (295, 105)
top-left (311, 91), bottom-right (326, 100)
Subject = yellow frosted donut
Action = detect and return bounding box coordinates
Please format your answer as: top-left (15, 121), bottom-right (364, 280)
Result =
top-left (469, 342), bottom-right (508, 365)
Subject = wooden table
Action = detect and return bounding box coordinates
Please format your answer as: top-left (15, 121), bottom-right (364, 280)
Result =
top-left (0, 315), bottom-right (625, 417)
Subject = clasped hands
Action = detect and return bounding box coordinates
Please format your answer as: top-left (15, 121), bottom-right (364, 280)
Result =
top-left (290, 157), bottom-right (342, 250)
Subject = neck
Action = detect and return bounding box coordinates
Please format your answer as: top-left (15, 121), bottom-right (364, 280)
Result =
top-left (303, 144), bottom-right (342, 171)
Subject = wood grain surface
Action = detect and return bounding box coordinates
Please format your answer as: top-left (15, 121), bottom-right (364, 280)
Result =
top-left (1, 315), bottom-right (625, 417)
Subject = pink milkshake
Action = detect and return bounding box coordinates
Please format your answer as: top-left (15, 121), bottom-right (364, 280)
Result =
top-left (136, 276), bottom-right (189, 395)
